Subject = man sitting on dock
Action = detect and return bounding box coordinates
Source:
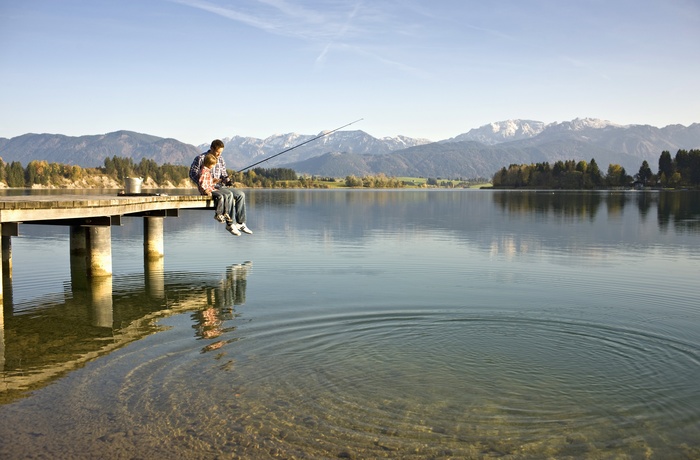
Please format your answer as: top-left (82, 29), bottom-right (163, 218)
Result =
top-left (189, 139), bottom-right (253, 236)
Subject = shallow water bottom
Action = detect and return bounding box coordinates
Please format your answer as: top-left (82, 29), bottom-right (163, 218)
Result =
top-left (1, 305), bottom-right (698, 459)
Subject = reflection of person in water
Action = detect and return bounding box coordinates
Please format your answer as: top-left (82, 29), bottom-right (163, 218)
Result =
top-left (192, 262), bottom-right (251, 353)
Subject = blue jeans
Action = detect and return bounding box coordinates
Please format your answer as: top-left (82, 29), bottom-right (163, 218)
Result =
top-left (211, 190), bottom-right (226, 217)
top-left (216, 187), bottom-right (246, 224)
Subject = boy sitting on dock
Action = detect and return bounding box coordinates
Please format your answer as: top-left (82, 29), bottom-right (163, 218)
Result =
top-left (197, 153), bottom-right (241, 235)
top-left (191, 140), bottom-right (252, 237)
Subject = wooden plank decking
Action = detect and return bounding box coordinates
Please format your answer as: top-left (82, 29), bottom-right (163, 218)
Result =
top-left (0, 193), bottom-right (214, 223)
top-left (0, 193), bottom-right (217, 283)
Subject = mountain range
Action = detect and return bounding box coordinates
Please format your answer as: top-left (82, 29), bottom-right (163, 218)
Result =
top-left (1, 118), bottom-right (698, 180)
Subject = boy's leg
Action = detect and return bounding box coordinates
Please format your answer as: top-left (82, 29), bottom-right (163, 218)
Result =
top-left (211, 190), bottom-right (225, 217)
top-left (218, 188), bottom-right (235, 222)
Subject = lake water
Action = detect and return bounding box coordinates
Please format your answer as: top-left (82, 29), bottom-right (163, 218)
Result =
top-left (0, 189), bottom-right (698, 459)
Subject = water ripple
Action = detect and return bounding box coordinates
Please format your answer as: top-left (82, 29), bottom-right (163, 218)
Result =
top-left (27, 308), bottom-right (695, 459)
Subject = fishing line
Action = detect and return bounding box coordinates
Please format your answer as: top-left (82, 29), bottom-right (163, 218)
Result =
top-left (236, 118), bottom-right (363, 172)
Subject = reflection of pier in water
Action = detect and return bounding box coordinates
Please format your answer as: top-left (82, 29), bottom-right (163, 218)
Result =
top-left (0, 263), bottom-right (250, 404)
top-left (0, 193), bottom-right (222, 395)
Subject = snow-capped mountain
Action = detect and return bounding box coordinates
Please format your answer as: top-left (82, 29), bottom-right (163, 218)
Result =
top-left (447, 118), bottom-right (626, 145)
top-left (210, 130), bottom-right (432, 171)
top-left (448, 119), bottom-right (548, 144)
top-left (282, 118), bottom-right (700, 178)
top-left (548, 118), bottom-right (622, 131)
top-left (1, 118), bottom-right (698, 179)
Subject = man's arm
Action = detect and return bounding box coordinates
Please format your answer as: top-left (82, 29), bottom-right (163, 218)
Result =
top-left (215, 156), bottom-right (232, 186)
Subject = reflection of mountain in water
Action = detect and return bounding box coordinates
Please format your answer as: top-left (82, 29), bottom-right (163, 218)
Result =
top-left (0, 263), bottom-right (250, 404)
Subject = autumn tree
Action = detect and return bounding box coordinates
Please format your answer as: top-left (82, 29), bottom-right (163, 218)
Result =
top-left (606, 164), bottom-right (628, 187)
top-left (345, 175), bottom-right (362, 187)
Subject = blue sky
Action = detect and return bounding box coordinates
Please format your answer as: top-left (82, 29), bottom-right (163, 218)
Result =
top-left (1, 0), bottom-right (699, 146)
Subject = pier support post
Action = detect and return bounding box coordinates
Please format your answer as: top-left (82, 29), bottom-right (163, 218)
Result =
top-left (70, 226), bottom-right (89, 289)
top-left (145, 257), bottom-right (165, 299)
top-left (86, 226), bottom-right (112, 278)
top-left (0, 225), bottom-right (4, 305)
top-left (70, 226), bottom-right (113, 326)
top-left (144, 217), bottom-right (165, 299)
top-left (144, 217), bottom-right (164, 260)
top-left (0, 225), bottom-right (3, 371)
top-left (0, 224), bottom-right (5, 304)
top-left (0, 299), bottom-right (4, 371)
top-left (1, 235), bottom-right (11, 280)
top-left (0, 284), bottom-right (3, 372)
top-left (89, 276), bottom-right (113, 328)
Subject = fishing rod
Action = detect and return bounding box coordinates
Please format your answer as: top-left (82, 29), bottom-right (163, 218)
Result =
top-left (237, 118), bottom-right (363, 172)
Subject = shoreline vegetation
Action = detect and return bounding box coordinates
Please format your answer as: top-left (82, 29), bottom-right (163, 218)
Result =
top-left (0, 148), bottom-right (697, 191)
top-left (492, 149), bottom-right (700, 190)
top-left (0, 156), bottom-right (489, 190)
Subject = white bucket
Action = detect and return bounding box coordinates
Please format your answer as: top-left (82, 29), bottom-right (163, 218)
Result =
top-left (124, 177), bottom-right (143, 194)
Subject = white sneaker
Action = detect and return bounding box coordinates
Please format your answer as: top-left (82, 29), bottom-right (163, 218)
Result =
top-left (238, 223), bottom-right (253, 234)
top-left (214, 214), bottom-right (226, 223)
top-left (226, 224), bottom-right (241, 236)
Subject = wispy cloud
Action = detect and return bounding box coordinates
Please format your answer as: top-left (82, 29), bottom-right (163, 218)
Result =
top-left (255, 0), bottom-right (327, 25)
top-left (169, 0), bottom-right (281, 34)
top-left (169, 0), bottom-right (424, 76)
top-left (315, 1), bottom-right (362, 66)
top-left (169, 0), bottom-right (347, 40)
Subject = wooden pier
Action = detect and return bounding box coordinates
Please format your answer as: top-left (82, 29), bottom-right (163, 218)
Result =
top-left (0, 193), bottom-right (214, 302)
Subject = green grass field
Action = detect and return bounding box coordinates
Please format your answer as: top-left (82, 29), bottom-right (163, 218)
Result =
top-left (278, 177), bottom-right (491, 189)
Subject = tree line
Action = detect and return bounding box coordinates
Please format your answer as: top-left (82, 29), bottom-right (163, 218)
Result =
top-left (0, 157), bottom-right (192, 188)
top-left (1, 160), bottom-right (88, 187)
top-left (0, 156), bottom-right (409, 189)
top-left (13, 150), bottom-right (697, 190)
top-left (492, 149), bottom-right (700, 189)
top-left (0, 156), bottom-right (305, 188)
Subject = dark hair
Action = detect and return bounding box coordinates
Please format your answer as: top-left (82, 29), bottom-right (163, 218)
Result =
top-left (210, 139), bottom-right (225, 151)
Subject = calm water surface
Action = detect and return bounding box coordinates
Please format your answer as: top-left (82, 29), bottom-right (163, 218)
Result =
top-left (0, 189), bottom-right (698, 459)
